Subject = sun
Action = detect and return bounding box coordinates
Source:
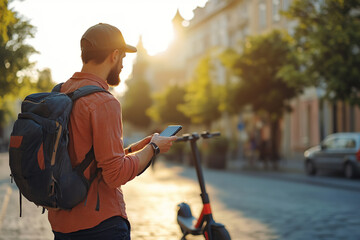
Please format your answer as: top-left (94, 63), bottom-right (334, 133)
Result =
top-left (135, 13), bottom-right (175, 56)
top-left (142, 24), bottom-right (174, 56)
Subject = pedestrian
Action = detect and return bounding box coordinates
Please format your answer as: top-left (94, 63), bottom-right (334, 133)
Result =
top-left (259, 122), bottom-right (270, 169)
top-left (248, 132), bottom-right (257, 167)
top-left (48, 23), bottom-right (177, 240)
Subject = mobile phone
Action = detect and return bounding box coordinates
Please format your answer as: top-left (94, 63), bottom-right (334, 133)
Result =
top-left (159, 125), bottom-right (182, 137)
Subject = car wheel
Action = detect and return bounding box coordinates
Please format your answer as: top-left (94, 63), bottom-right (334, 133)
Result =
top-left (344, 162), bottom-right (357, 179)
top-left (305, 160), bottom-right (316, 176)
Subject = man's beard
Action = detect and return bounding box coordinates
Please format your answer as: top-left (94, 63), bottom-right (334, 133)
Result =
top-left (107, 59), bottom-right (121, 86)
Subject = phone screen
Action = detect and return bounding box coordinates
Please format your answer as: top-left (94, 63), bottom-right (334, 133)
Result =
top-left (159, 125), bottom-right (182, 137)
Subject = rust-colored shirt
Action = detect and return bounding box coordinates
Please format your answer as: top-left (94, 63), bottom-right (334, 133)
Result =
top-left (48, 72), bottom-right (140, 233)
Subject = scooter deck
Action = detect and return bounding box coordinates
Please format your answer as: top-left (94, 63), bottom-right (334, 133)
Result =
top-left (177, 215), bottom-right (202, 235)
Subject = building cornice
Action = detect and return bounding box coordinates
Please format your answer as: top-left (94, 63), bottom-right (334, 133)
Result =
top-left (187, 0), bottom-right (240, 32)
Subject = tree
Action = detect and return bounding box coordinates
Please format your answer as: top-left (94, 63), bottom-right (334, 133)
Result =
top-left (0, 0), bottom-right (16, 43)
top-left (284, 0), bottom-right (360, 105)
top-left (35, 68), bottom-right (55, 92)
top-left (222, 30), bottom-right (304, 161)
top-left (0, 0), bottom-right (38, 128)
top-left (179, 55), bottom-right (221, 128)
top-left (122, 77), bottom-right (152, 128)
top-left (0, 0), bottom-right (37, 97)
top-left (147, 84), bottom-right (190, 126)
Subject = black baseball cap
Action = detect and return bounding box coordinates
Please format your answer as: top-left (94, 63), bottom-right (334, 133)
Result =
top-left (81, 23), bottom-right (137, 53)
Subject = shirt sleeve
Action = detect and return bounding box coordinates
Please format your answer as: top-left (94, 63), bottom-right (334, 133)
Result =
top-left (90, 97), bottom-right (139, 188)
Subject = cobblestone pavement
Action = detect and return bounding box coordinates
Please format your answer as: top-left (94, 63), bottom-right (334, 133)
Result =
top-left (0, 153), bottom-right (53, 240)
top-left (1, 152), bottom-right (360, 240)
top-left (123, 162), bottom-right (272, 240)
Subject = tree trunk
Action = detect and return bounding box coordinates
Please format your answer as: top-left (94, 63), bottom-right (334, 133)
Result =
top-left (332, 102), bottom-right (338, 133)
top-left (269, 119), bottom-right (280, 162)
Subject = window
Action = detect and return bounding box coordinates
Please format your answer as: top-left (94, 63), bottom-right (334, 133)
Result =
top-left (323, 137), bottom-right (336, 149)
top-left (323, 137), bottom-right (356, 150)
top-left (259, 1), bottom-right (267, 28)
top-left (211, 21), bottom-right (218, 46)
top-left (282, 0), bottom-right (291, 11)
top-left (273, 0), bottom-right (280, 22)
top-left (333, 138), bottom-right (348, 149)
top-left (344, 138), bottom-right (356, 149)
top-left (239, 3), bottom-right (248, 19)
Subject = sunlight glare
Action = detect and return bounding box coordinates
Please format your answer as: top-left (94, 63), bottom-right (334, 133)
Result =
top-left (142, 23), bottom-right (174, 56)
top-left (10, 0), bottom-right (209, 92)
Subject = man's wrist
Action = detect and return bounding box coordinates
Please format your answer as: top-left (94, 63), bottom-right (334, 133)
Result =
top-left (149, 142), bottom-right (160, 157)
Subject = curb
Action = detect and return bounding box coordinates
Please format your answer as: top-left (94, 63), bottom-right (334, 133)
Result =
top-left (231, 169), bottom-right (360, 193)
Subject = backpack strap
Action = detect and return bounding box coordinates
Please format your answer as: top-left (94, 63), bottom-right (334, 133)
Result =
top-left (69, 85), bottom-right (110, 101)
top-left (52, 83), bottom-right (110, 100)
top-left (52, 83), bottom-right (63, 92)
top-left (19, 191), bottom-right (22, 217)
top-left (75, 147), bottom-right (96, 183)
top-left (75, 146), bottom-right (103, 211)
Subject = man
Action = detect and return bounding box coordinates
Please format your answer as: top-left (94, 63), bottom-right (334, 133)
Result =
top-left (48, 23), bottom-right (177, 240)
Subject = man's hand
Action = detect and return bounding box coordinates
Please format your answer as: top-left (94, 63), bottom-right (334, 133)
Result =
top-left (127, 135), bottom-right (153, 153)
top-left (150, 133), bottom-right (177, 153)
top-left (134, 133), bottom-right (177, 175)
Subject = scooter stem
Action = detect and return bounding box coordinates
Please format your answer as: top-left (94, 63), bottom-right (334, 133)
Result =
top-left (190, 135), bottom-right (210, 204)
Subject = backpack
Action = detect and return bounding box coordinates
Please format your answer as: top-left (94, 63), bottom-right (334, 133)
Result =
top-left (9, 83), bottom-right (109, 215)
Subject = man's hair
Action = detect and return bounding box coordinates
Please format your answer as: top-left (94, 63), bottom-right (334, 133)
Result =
top-left (81, 38), bottom-right (113, 64)
top-left (81, 49), bottom-right (113, 64)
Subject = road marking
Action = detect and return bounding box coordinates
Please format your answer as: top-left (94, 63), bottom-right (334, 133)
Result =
top-left (0, 186), bottom-right (12, 231)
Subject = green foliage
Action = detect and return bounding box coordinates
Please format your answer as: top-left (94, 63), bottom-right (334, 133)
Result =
top-left (0, 0), bottom-right (16, 43)
top-left (284, 0), bottom-right (360, 105)
top-left (0, 0), bottom-right (46, 127)
top-left (147, 84), bottom-right (190, 125)
top-left (0, 1), bottom-right (37, 97)
top-left (221, 30), bottom-right (304, 161)
top-left (179, 55), bottom-right (221, 127)
top-left (122, 78), bottom-right (152, 128)
top-left (218, 49), bottom-right (241, 114)
top-left (224, 30), bottom-right (303, 120)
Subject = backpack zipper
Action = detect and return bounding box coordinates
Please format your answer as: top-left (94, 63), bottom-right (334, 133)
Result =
top-left (23, 99), bottom-right (46, 104)
top-left (51, 122), bottom-right (62, 166)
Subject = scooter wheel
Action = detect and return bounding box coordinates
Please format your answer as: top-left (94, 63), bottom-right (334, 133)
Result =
top-left (211, 223), bottom-right (231, 240)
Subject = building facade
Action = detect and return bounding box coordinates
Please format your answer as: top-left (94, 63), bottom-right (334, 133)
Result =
top-left (141, 0), bottom-right (360, 160)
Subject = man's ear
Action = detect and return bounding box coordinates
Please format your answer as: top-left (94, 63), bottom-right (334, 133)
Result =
top-left (110, 49), bottom-right (120, 63)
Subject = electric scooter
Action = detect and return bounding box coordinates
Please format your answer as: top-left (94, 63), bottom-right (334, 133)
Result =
top-left (175, 132), bottom-right (231, 240)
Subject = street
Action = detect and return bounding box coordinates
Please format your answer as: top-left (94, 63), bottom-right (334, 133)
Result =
top-left (0, 153), bottom-right (360, 240)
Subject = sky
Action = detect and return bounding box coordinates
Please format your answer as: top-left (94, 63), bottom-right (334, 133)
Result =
top-left (10, 0), bottom-right (208, 94)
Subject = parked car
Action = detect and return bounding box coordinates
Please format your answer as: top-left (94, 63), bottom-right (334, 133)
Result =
top-left (304, 132), bottom-right (360, 179)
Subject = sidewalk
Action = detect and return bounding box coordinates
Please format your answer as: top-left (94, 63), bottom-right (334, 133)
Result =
top-left (1, 151), bottom-right (357, 240)
top-left (227, 156), bottom-right (360, 193)
top-left (0, 152), bottom-right (53, 240)
top-left (227, 157), bottom-right (305, 174)
top-left (0, 152), bottom-right (246, 239)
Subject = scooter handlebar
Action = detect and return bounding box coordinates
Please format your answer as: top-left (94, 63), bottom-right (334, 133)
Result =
top-left (175, 134), bottom-right (191, 142)
top-left (200, 131), bottom-right (221, 139)
top-left (175, 131), bottom-right (221, 142)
